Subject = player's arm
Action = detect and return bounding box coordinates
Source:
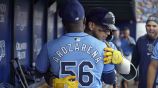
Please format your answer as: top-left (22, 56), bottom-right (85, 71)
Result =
top-left (147, 59), bottom-right (158, 88)
top-left (118, 46), bottom-right (138, 80)
top-left (147, 43), bottom-right (158, 88)
top-left (35, 44), bottom-right (49, 73)
top-left (115, 56), bottom-right (130, 74)
top-left (111, 41), bottom-right (138, 75)
top-left (104, 42), bottom-right (131, 74)
top-left (35, 44), bottom-right (51, 84)
top-left (105, 47), bottom-right (137, 79)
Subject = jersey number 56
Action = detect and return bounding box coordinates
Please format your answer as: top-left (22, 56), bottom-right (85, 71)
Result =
top-left (60, 61), bottom-right (94, 86)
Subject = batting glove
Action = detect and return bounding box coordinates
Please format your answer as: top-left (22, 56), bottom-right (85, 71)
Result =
top-left (104, 47), bottom-right (123, 64)
top-left (53, 75), bottom-right (78, 88)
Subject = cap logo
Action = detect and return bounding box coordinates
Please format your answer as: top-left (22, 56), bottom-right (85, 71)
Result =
top-left (104, 12), bottom-right (115, 24)
top-left (147, 16), bottom-right (158, 24)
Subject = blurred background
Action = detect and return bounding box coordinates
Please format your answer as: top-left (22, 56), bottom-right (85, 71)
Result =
top-left (0, 0), bottom-right (157, 88)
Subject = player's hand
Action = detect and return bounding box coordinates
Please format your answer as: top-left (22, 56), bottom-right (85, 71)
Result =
top-left (53, 75), bottom-right (78, 88)
top-left (104, 47), bottom-right (123, 64)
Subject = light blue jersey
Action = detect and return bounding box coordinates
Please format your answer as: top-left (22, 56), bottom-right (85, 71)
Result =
top-left (36, 32), bottom-right (106, 88)
top-left (152, 43), bottom-right (158, 60)
top-left (102, 42), bottom-right (116, 73)
top-left (151, 42), bottom-right (158, 84)
top-left (101, 42), bottom-right (116, 84)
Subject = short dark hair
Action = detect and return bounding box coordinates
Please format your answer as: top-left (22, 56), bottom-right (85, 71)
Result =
top-left (86, 7), bottom-right (117, 30)
top-left (123, 27), bottom-right (130, 31)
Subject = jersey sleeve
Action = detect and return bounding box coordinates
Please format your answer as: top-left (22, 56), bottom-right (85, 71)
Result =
top-left (151, 43), bottom-right (158, 60)
top-left (35, 44), bottom-right (49, 73)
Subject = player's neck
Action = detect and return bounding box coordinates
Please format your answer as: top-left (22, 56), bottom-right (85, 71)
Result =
top-left (67, 28), bottom-right (84, 33)
top-left (67, 25), bottom-right (84, 33)
top-left (64, 21), bottom-right (84, 33)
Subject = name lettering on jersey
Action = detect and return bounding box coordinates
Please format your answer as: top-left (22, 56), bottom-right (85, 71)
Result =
top-left (50, 42), bottom-right (102, 63)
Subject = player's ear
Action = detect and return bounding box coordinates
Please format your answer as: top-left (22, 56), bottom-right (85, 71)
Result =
top-left (88, 21), bottom-right (94, 31)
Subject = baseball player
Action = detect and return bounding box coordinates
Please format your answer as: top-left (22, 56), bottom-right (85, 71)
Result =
top-left (147, 14), bottom-right (158, 88)
top-left (85, 7), bottom-right (131, 87)
top-left (132, 14), bottom-right (158, 88)
top-left (36, 0), bottom-right (108, 88)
